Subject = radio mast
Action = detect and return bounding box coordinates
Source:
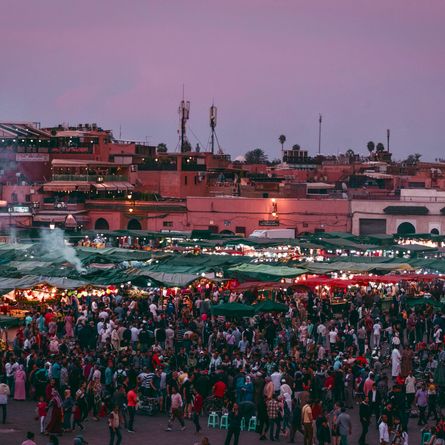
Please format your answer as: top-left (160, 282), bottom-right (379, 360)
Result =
top-left (178, 87), bottom-right (190, 152)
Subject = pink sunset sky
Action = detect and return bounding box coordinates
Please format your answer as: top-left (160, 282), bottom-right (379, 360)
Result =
top-left (1, 0), bottom-right (444, 160)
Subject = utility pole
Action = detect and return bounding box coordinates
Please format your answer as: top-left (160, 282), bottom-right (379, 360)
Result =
top-left (387, 129), bottom-right (390, 152)
top-left (318, 114), bottom-right (322, 155)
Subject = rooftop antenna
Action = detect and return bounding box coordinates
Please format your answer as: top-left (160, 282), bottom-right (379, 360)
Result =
top-left (207, 100), bottom-right (223, 154)
top-left (178, 84), bottom-right (190, 152)
top-left (318, 114), bottom-right (322, 155)
top-left (210, 100), bottom-right (217, 154)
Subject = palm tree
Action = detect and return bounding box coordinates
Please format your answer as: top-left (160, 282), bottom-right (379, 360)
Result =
top-left (376, 142), bottom-right (385, 153)
top-left (367, 141), bottom-right (375, 154)
top-left (278, 134), bottom-right (286, 152)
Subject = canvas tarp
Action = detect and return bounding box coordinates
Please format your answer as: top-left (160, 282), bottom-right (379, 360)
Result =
top-left (226, 264), bottom-right (307, 281)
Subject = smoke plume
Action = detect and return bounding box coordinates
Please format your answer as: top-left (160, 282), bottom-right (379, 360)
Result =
top-left (40, 228), bottom-right (85, 273)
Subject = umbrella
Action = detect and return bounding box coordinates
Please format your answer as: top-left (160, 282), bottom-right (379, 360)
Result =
top-left (254, 300), bottom-right (289, 313)
top-left (211, 302), bottom-right (255, 317)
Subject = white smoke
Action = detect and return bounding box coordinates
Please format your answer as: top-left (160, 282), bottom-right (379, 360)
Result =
top-left (9, 226), bottom-right (17, 244)
top-left (40, 228), bottom-right (86, 273)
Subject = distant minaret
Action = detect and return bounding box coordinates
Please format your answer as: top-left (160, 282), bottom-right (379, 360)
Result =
top-left (178, 87), bottom-right (190, 152)
top-left (210, 103), bottom-right (217, 154)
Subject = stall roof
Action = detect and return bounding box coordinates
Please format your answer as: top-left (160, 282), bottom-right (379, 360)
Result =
top-left (226, 263), bottom-right (306, 281)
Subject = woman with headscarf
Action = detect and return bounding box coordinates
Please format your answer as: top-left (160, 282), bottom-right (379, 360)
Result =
top-left (14, 364), bottom-right (26, 400)
top-left (45, 388), bottom-right (63, 435)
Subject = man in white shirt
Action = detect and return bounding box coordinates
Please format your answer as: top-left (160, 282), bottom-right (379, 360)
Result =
top-left (379, 414), bottom-right (389, 445)
top-left (270, 369), bottom-right (282, 393)
top-left (405, 371), bottom-right (416, 407)
top-left (372, 320), bottom-right (382, 348)
top-left (130, 325), bottom-right (140, 349)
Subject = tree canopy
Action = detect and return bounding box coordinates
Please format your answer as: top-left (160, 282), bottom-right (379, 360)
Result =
top-left (157, 143), bottom-right (168, 153)
top-left (244, 148), bottom-right (268, 164)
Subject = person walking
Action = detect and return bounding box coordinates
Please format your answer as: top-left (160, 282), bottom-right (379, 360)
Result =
top-left (0, 380), bottom-right (10, 424)
top-left (378, 414), bottom-right (390, 445)
top-left (192, 388), bottom-right (203, 433)
top-left (301, 400), bottom-right (313, 445)
top-left (108, 406), bottom-right (122, 445)
top-left (316, 414), bottom-right (331, 445)
top-left (359, 396), bottom-right (371, 445)
top-left (224, 403), bottom-right (242, 445)
top-left (266, 394), bottom-right (281, 441)
top-left (166, 386), bottom-right (185, 431)
top-left (335, 406), bottom-right (351, 445)
top-left (416, 383), bottom-right (429, 426)
top-left (126, 385), bottom-right (137, 433)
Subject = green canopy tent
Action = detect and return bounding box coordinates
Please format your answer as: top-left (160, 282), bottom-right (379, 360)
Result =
top-left (254, 300), bottom-right (288, 313)
top-left (211, 302), bottom-right (255, 317)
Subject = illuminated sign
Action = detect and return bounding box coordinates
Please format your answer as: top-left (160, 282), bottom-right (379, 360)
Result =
top-left (259, 220), bottom-right (280, 226)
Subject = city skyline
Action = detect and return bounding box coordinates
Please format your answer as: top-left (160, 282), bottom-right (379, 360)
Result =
top-left (1, 0), bottom-right (444, 160)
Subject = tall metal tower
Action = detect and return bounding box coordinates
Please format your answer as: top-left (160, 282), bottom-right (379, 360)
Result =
top-left (178, 95), bottom-right (190, 153)
top-left (210, 104), bottom-right (217, 154)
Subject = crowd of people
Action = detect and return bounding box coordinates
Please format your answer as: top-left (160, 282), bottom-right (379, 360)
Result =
top-left (0, 277), bottom-right (444, 445)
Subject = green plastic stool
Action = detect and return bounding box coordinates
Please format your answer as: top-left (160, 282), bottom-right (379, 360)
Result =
top-left (208, 412), bottom-right (219, 428)
top-left (421, 431), bottom-right (432, 445)
top-left (248, 416), bottom-right (257, 432)
top-left (240, 417), bottom-right (246, 431)
top-left (220, 414), bottom-right (229, 429)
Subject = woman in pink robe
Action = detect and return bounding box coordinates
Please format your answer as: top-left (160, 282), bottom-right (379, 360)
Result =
top-left (65, 312), bottom-right (74, 338)
top-left (14, 365), bottom-right (26, 400)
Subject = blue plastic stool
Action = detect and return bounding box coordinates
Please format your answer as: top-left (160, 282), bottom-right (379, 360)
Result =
top-left (207, 411), bottom-right (219, 428)
top-left (220, 414), bottom-right (229, 429)
top-left (248, 416), bottom-right (257, 432)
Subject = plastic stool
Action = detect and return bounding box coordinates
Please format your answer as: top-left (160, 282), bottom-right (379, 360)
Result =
top-left (208, 411), bottom-right (219, 428)
top-left (248, 416), bottom-right (257, 432)
top-left (220, 414), bottom-right (229, 429)
top-left (240, 417), bottom-right (246, 431)
top-left (421, 431), bottom-right (432, 445)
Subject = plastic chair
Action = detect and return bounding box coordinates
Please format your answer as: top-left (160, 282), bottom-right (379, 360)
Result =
top-left (248, 416), bottom-right (257, 432)
top-left (240, 417), bottom-right (246, 431)
top-left (220, 414), bottom-right (229, 429)
top-left (421, 431), bottom-right (432, 445)
top-left (207, 411), bottom-right (219, 428)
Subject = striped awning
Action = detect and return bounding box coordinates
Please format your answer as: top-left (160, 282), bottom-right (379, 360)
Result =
top-left (43, 182), bottom-right (92, 192)
top-left (94, 182), bottom-right (134, 191)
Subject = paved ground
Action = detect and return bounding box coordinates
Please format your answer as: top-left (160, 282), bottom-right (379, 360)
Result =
top-left (0, 398), bottom-right (430, 445)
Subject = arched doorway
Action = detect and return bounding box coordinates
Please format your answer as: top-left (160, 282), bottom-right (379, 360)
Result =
top-left (431, 228), bottom-right (440, 235)
top-left (397, 222), bottom-right (415, 235)
top-left (95, 218), bottom-right (109, 230)
top-left (127, 218), bottom-right (142, 230)
top-left (220, 230), bottom-right (235, 235)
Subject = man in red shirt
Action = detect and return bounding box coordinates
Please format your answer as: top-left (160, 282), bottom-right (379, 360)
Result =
top-left (192, 388), bottom-right (203, 433)
top-left (126, 387), bottom-right (137, 433)
top-left (213, 379), bottom-right (226, 399)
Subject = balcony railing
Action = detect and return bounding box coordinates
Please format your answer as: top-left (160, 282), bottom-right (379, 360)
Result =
top-left (53, 174), bottom-right (127, 182)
